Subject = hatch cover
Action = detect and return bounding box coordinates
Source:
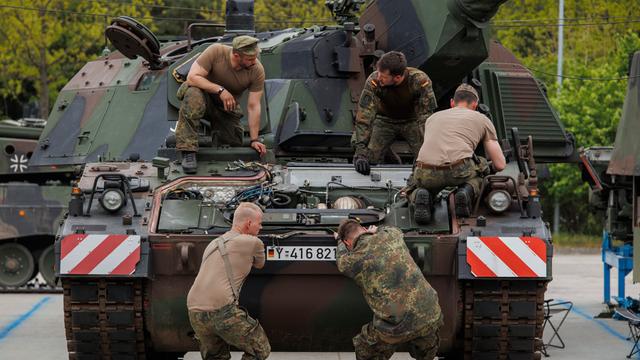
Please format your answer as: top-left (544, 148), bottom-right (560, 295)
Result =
top-left (105, 16), bottom-right (162, 69)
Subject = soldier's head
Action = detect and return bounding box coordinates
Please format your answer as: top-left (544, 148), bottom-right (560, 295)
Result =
top-left (451, 83), bottom-right (479, 110)
top-left (232, 202), bottom-right (263, 236)
top-left (231, 35), bottom-right (260, 70)
top-left (336, 219), bottom-right (369, 249)
top-left (376, 51), bottom-right (407, 87)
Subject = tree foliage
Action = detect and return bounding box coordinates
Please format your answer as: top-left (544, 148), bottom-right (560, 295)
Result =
top-left (0, 0), bottom-right (333, 119)
top-left (0, 0), bottom-right (154, 118)
top-left (494, 1), bottom-right (640, 233)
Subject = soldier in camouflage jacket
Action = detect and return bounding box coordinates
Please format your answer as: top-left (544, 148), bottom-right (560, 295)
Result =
top-left (335, 220), bottom-right (443, 360)
top-left (353, 51), bottom-right (437, 175)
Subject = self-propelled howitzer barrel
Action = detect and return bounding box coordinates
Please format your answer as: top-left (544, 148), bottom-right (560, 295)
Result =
top-left (359, 0), bottom-right (509, 97)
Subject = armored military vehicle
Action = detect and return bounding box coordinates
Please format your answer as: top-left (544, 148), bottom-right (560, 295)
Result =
top-left (51, 0), bottom-right (577, 359)
top-left (581, 51), bottom-right (640, 292)
top-left (0, 118), bottom-right (71, 288)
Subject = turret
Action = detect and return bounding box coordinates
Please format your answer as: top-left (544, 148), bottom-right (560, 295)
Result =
top-left (359, 0), bottom-right (509, 96)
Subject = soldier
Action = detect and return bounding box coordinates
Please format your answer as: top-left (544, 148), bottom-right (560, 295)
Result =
top-left (335, 219), bottom-right (443, 360)
top-left (187, 202), bottom-right (270, 359)
top-left (352, 51), bottom-right (437, 175)
top-left (176, 35), bottom-right (267, 174)
top-left (411, 84), bottom-right (506, 224)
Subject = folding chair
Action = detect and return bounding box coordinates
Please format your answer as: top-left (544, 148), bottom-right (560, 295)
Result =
top-left (541, 299), bottom-right (573, 357)
top-left (614, 308), bottom-right (640, 358)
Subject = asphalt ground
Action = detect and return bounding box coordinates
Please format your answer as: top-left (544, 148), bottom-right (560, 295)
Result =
top-left (0, 253), bottom-right (639, 359)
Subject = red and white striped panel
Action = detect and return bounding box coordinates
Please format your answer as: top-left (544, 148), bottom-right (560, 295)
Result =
top-left (466, 236), bottom-right (547, 278)
top-left (60, 234), bottom-right (141, 275)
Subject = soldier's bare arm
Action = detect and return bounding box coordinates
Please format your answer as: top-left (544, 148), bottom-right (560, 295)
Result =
top-left (484, 139), bottom-right (506, 171)
top-left (186, 61), bottom-right (218, 94)
top-left (248, 90), bottom-right (266, 156)
top-left (253, 238), bottom-right (266, 269)
top-left (186, 61), bottom-right (237, 111)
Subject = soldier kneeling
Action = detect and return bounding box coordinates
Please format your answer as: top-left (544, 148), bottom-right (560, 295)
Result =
top-left (335, 220), bottom-right (443, 360)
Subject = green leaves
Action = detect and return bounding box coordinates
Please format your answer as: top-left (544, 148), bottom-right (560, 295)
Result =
top-left (494, 1), bottom-right (640, 233)
top-left (0, 0), bottom-right (155, 118)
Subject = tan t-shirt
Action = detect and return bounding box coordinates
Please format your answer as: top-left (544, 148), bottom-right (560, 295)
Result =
top-left (417, 107), bottom-right (498, 165)
top-left (187, 230), bottom-right (265, 312)
top-left (196, 44), bottom-right (265, 97)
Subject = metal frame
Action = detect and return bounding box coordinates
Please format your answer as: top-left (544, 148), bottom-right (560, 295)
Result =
top-left (602, 230), bottom-right (633, 305)
top-left (84, 174), bottom-right (139, 217)
top-left (541, 299), bottom-right (573, 357)
top-left (615, 308), bottom-right (640, 358)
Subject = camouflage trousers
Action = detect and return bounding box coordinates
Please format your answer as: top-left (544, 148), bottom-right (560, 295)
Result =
top-left (353, 315), bottom-right (443, 360)
top-left (188, 304), bottom-right (271, 360)
top-left (366, 116), bottom-right (425, 164)
top-left (175, 83), bottom-right (244, 152)
top-left (411, 158), bottom-right (487, 199)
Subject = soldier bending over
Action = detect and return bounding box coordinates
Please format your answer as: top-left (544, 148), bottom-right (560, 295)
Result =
top-left (352, 51), bottom-right (437, 175)
top-left (335, 220), bottom-right (443, 360)
top-left (176, 35), bottom-right (267, 174)
top-left (187, 202), bottom-right (270, 359)
top-left (411, 84), bottom-right (506, 224)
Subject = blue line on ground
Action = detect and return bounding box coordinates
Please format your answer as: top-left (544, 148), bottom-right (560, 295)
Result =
top-left (0, 296), bottom-right (51, 341)
top-left (557, 298), bottom-right (628, 342)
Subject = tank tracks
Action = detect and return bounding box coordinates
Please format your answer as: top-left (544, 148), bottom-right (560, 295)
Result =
top-left (464, 279), bottom-right (547, 360)
top-left (63, 279), bottom-right (146, 360)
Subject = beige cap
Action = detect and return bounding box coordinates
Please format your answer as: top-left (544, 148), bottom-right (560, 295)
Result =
top-left (454, 83), bottom-right (479, 101)
top-left (232, 35), bottom-right (260, 56)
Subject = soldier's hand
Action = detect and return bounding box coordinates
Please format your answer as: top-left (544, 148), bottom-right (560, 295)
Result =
top-left (366, 225), bottom-right (378, 234)
top-left (251, 140), bottom-right (267, 156)
top-left (488, 161), bottom-right (498, 175)
top-left (353, 154), bottom-right (370, 175)
top-left (220, 90), bottom-right (236, 111)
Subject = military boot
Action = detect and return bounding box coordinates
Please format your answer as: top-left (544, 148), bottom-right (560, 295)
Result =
top-left (454, 184), bottom-right (475, 218)
top-left (413, 188), bottom-right (432, 224)
top-left (181, 151), bottom-right (197, 174)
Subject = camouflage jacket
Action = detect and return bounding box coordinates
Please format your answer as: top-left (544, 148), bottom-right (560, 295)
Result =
top-left (336, 226), bottom-right (441, 337)
top-left (353, 67), bottom-right (437, 155)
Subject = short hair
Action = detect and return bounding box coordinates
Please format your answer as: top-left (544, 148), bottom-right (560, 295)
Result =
top-left (377, 51), bottom-right (407, 76)
top-left (233, 202), bottom-right (263, 226)
top-left (336, 219), bottom-right (361, 242)
top-left (453, 91), bottom-right (478, 104)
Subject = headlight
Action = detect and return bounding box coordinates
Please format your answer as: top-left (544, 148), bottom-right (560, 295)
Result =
top-left (100, 188), bottom-right (125, 212)
top-left (486, 190), bottom-right (511, 213)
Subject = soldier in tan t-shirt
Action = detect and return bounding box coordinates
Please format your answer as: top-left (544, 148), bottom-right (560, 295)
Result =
top-left (410, 84), bottom-right (506, 224)
top-left (175, 35), bottom-right (267, 174)
top-left (187, 202), bottom-right (270, 359)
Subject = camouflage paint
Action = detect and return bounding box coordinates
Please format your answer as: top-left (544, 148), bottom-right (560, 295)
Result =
top-left (30, 49), bottom-right (177, 166)
top-left (608, 51), bottom-right (640, 176)
top-left (54, 0), bottom-right (571, 357)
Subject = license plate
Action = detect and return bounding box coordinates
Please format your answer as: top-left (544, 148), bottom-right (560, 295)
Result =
top-left (266, 246), bottom-right (336, 261)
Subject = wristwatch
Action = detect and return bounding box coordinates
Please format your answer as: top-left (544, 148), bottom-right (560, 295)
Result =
top-left (216, 86), bottom-right (225, 95)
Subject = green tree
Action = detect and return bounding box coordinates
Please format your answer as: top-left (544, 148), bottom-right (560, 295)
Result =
top-left (151, 0), bottom-right (225, 37)
top-left (253, 0), bottom-right (333, 31)
top-left (0, 0), bottom-right (155, 119)
top-left (544, 32), bottom-right (640, 233)
top-left (494, 1), bottom-right (640, 233)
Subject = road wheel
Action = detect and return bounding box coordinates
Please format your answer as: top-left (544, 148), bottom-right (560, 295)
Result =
top-left (38, 245), bottom-right (57, 287)
top-left (0, 243), bottom-right (35, 287)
